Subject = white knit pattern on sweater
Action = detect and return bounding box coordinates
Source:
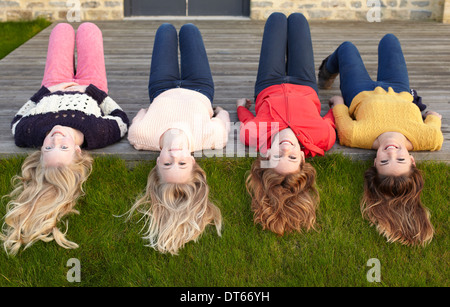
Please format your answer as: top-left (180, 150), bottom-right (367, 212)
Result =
top-left (12, 92), bottom-right (128, 138)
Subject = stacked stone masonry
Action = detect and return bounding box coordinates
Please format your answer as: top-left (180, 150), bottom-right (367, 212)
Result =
top-left (251, 0), bottom-right (445, 21)
top-left (0, 0), bottom-right (123, 21)
top-left (0, 0), bottom-right (448, 23)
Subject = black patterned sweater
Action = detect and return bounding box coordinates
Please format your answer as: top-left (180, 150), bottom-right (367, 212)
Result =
top-left (11, 84), bottom-right (129, 149)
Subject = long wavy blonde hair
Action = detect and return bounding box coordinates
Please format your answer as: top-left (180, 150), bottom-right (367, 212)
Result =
top-left (1, 150), bottom-right (93, 256)
top-left (127, 162), bottom-right (222, 255)
top-left (361, 165), bottom-right (434, 246)
top-left (246, 157), bottom-right (319, 235)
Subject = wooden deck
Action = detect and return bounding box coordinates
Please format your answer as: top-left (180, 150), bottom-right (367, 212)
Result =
top-left (1, 19), bottom-right (449, 162)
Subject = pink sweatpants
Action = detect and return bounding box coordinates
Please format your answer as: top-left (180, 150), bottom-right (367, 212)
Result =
top-left (41, 22), bottom-right (108, 93)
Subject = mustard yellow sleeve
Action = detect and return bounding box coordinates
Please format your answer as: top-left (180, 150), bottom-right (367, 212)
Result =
top-left (424, 114), bottom-right (442, 130)
top-left (421, 115), bottom-right (444, 151)
top-left (332, 104), bottom-right (355, 147)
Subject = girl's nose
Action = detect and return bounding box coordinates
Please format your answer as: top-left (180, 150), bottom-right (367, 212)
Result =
top-left (280, 144), bottom-right (291, 152)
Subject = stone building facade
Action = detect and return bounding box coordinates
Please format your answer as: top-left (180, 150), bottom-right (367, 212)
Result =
top-left (251, 0), bottom-right (446, 21)
top-left (0, 0), bottom-right (123, 21)
top-left (0, 0), bottom-right (448, 22)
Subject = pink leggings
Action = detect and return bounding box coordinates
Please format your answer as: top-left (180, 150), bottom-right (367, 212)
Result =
top-left (41, 22), bottom-right (108, 93)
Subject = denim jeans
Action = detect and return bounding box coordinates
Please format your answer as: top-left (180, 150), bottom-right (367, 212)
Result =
top-left (326, 33), bottom-right (410, 107)
top-left (148, 23), bottom-right (214, 103)
top-left (254, 12), bottom-right (318, 98)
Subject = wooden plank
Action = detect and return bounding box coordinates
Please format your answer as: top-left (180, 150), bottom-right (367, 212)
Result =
top-left (0, 19), bottom-right (449, 162)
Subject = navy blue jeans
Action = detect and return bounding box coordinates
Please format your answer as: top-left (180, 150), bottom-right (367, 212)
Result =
top-left (254, 12), bottom-right (318, 98)
top-left (326, 33), bottom-right (410, 107)
top-left (148, 23), bottom-right (214, 103)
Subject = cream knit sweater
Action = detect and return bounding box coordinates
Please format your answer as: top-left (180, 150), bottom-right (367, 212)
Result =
top-left (128, 88), bottom-right (228, 151)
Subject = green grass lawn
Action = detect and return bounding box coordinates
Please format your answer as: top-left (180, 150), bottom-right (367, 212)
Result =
top-left (0, 153), bottom-right (448, 287)
top-left (0, 18), bottom-right (51, 59)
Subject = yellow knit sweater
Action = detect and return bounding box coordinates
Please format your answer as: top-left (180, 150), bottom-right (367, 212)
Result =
top-left (127, 88), bottom-right (228, 151)
top-left (332, 87), bottom-right (443, 151)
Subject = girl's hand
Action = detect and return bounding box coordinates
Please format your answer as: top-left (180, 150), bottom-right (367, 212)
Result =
top-left (213, 106), bottom-right (224, 116)
top-left (328, 96), bottom-right (344, 108)
top-left (236, 98), bottom-right (252, 109)
top-left (64, 84), bottom-right (88, 93)
top-left (424, 111), bottom-right (442, 120)
top-left (47, 82), bottom-right (79, 92)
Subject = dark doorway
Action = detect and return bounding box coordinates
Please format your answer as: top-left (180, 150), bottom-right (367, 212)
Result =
top-left (124, 0), bottom-right (250, 17)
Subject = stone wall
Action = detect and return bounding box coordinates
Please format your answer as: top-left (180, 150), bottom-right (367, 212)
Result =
top-left (0, 0), bottom-right (445, 22)
top-left (443, 0), bottom-right (450, 22)
top-left (0, 0), bottom-right (123, 21)
top-left (250, 0), bottom-right (445, 21)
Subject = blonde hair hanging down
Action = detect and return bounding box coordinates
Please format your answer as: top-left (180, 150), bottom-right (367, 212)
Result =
top-left (127, 163), bottom-right (222, 255)
top-left (1, 150), bottom-right (93, 256)
top-left (361, 165), bottom-right (434, 246)
top-left (246, 157), bottom-right (319, 235)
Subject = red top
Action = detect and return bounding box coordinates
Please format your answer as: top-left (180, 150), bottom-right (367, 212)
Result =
top-left (237, 83), bottom-right (336, 157)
